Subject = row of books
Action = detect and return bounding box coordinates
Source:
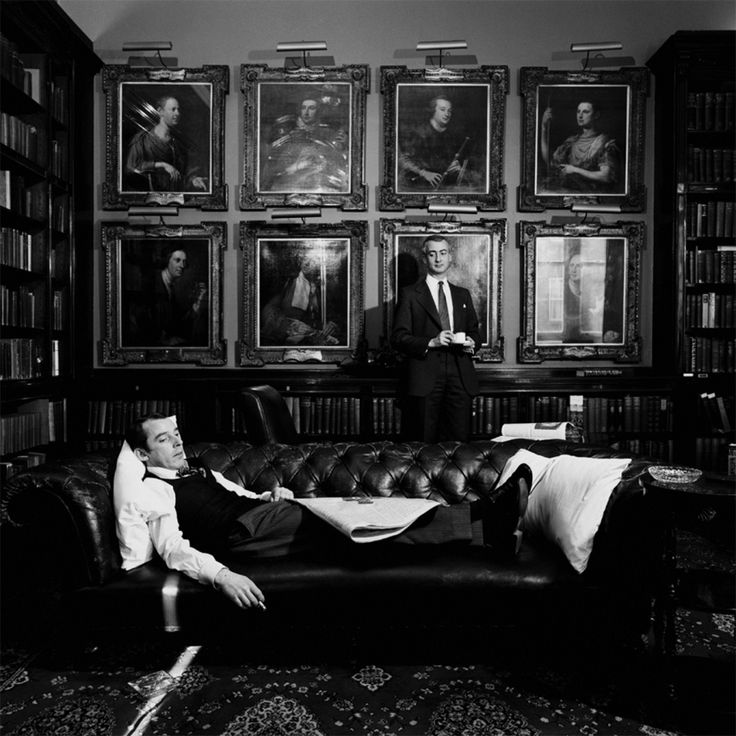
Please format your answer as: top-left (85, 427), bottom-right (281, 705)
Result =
top-left (0, 35), bottom-right (44, 104)
top-left (608, 438), bottom-right (673, 463)
top-left (0, 171), bottom-right (48, 220)
top-left (685, 246), bottom-right (736, 284)
top-left (686, 146), bottom-right (735, 184)
top-left (686, 201), bottom-right (735, 239)
top-left (52, 289), bottom-right (66, 330)
top-left (0, 112), bottom-right (46, 166)
top-left (0, 338), bottom-right (45, 380)
top-left (686, 91), bottom-right (734, 132)
top-left (694, 436), bottom-right (732, 475)
top-left (50, 138), bottom-right (68, 180)
top-left (0, 226), bottom-right (43, 272)
top-left (286, 395), bottom-right (362, 436)
top-left (685, 336), bottom-right (734, 374)
top-left (86, 399), bottom-right (188, 437)
top-left (697, 391), bottom-right (733, 433)
top-left (0, 397), bottom-right (66, 456)
top-left (0, 451), bottom-right (47, 483)
top-left (52, 195), bottom-right (69, 234)
top-left (0, 284), bottom-right (45, 328)
top-left (684, 292), bottom-right (734, 329)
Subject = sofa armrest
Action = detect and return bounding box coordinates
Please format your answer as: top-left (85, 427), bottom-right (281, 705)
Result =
top-left (1, 457), bottom-right (121, 588)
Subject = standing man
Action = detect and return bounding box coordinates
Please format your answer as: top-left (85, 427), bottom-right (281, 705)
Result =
top-left (391, 235), bottom-right (481, 442)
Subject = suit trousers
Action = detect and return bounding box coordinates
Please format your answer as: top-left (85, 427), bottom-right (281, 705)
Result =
top-left (407, 350), bottom-right (473, 443)
top-left (225, 500), bottom-right (477, 559)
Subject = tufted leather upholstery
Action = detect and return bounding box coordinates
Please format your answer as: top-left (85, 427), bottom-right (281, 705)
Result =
top-left (1, 438), bottom-right (657, 641)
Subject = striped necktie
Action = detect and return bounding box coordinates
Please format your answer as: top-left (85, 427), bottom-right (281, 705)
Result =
top-left (437, 281), bottom-right (451, 331)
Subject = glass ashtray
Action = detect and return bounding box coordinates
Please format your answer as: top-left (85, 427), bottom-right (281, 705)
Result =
top-left (648, 465), bottom-right (702, 484)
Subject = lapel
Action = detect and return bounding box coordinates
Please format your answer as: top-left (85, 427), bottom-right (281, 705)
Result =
top-left (414, 279), bottom-right (442, 329)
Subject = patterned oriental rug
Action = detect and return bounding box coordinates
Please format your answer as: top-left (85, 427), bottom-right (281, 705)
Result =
top-left (1, 530), bottom-right (733, 736)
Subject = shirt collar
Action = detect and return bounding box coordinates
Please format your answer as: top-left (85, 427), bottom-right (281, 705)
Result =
top-left (146, 465), bottom-right (182, 480)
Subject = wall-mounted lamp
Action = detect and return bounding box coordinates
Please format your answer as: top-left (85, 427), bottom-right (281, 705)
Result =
top-left (427, 203), bottom-right (478, 215)
top-left (570, 41), bottom-right (623, 70)
top-left (270, 207), bottom-right (322, 220)
top-left (276, 41), bottom-right (328, 53)
top-left (417, 39), bottom-right (467, 68)
top-left (128, 206), bottom-right (179, 217)
top-left (571, 203), bottom-right (622, 214)
top-left (122, 42), bottom-right (173, 52)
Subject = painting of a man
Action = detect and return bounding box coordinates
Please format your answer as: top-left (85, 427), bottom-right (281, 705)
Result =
top-left (257, 239), bottom-right (350, 348)
top-left (257, 83), bottom-right (351, 194)
top-left (396, 84), bottom-right (489, 194)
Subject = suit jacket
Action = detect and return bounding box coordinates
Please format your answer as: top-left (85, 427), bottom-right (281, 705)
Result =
top-left (391, 279), bottom-right (480, 397)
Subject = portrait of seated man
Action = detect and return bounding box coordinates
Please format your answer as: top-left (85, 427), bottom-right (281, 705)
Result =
top-left (258, 88), bottom-right (349, 194)
top-left (396, 87), bottom-right (488, 194)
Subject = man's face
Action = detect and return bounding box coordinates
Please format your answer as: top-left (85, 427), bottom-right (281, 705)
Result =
top-left (424, 239), bottom-right (452, 276)
top-left (431, 99), bottom-right (452, 128)
top-left (576, 102), bottom-right (597, 129)
top-left (159, 98), bottom-right (181, 127)
top-left (165, 250), bottom-right (187, 280)
top-left (135, 417), bottom-right (186, 471)
top-left (568, 255), bottom-right (582, 281)
top-left (299, 99), bottom-right (318, 125)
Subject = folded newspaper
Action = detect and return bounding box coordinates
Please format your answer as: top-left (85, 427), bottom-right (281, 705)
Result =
top-left (492, 421), bottom-right (582, 442)
top-left (293, 497), bottom-right (440, 543)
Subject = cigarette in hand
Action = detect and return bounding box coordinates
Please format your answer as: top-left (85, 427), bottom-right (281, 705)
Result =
top-left (256, 600), bottom-right (267, 611)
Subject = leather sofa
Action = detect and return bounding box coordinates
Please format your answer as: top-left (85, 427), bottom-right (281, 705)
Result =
top-left (1, 436), bottom-right (658, 659)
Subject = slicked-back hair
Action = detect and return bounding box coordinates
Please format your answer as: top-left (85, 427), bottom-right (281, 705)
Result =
top-left (124, 412), bottom-right (169, 451)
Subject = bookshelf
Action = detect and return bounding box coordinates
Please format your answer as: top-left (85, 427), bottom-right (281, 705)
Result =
top-left (648, 31), bottom-right (735, 474)
top-left (0, 1), bottom-right (101, 478)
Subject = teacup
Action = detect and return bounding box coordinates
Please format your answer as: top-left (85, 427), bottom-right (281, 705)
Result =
top-left (452, 331), bottom-right (466, 344)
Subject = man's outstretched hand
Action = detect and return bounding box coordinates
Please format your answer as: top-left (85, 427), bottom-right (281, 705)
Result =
top-left (214, 568), bottom-right (266, 610)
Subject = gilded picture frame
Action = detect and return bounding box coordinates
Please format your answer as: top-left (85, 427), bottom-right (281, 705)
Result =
top-left (239, 221), bottom-right (367, 365)
top-left (379, 65), bottom-right (509, 211)
top-left (101, 222), bottom-right (227, 365)
top-left (240, 64), bottom-right (369, 211)
top-left (517, 220), bottom-right (643, 362)
top-left (518, 66), bottom-right (649, 212)
top-left (102, 65), bottom-right (229, 210)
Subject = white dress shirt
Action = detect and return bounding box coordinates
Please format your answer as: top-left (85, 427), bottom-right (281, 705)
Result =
top-left (425, 275), bottom-right (454, 331)
top-left (115, 466), bottom-right (263, 586)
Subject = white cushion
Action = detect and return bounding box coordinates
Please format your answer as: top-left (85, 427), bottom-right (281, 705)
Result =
top-left (524, 454), bottom-right (631, 573)
top-left (493, 448), bottom-right (553, 491)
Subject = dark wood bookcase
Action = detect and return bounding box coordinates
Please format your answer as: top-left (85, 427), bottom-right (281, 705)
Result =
top-left (648, 31), bottom-right (735, 473)
top-left (0, 1), bottom-right (101, 477)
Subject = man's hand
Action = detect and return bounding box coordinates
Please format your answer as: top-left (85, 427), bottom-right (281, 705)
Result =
top-left (259, 486), bottom-right (294, 502)
top-left (214, 568), bottom-right (266, 610)
top-left (429, 330), bottom-right (454, 348)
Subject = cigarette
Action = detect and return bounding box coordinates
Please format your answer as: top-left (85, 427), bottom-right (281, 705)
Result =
top-left (256, 600), bottom-right (267, 611)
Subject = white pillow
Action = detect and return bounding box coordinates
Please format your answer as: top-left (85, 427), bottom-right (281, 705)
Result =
top-left (524, 454), bottom-right (631, 573)
top-left (113, 415), bottom-right (178, 501)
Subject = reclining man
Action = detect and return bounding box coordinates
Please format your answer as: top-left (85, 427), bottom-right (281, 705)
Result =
top-left (117, 413), bottom-right (531, 611)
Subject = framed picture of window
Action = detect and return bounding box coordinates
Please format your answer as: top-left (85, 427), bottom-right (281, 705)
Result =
top-left (380, 218), bottom-right (506, 362)
top-left (378, 65), bottom-right (509, 212)
top-left (101, 222), bottom-right (227, 365)
top-left (517, 220), bottom-right (643, 362)
top-left (240, 64), bottom-right (369, 211)
top-left (518, 67), bottom-right (649, 212)
top-left (239, 221), bottom-right (367, 365)
top-left (102, 65), bottom-right (229, 210)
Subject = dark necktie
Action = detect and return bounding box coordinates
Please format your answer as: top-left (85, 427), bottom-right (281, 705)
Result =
top-left (437, 281), bottom-right (451, 331)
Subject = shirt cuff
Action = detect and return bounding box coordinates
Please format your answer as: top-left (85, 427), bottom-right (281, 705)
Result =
top-left (200, 558), bottom-right (227, 586)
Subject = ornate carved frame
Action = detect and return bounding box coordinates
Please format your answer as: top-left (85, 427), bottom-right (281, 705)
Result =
top-left (378, 65), bottom-right (509, 211)
top-left (517, 220), bottom-right (644, 363)
top-left (102, 65), bottom-right (229, 210)
top-left (238, 221), bottom-right (367, 365)
top-left (518, 66), bottom-right (649, 212)
top-left (240, 64), bottom-right (369, 210)
top-left (101, 222), bottom-right (227, 365)
top-left (380, 217), bottom-right (506, 362)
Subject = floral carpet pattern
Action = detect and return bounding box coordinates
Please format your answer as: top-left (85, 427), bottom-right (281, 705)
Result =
top-left (1, 528), bottom-right (733, 736)
top-left (1, 605), bottom-right (733, 736)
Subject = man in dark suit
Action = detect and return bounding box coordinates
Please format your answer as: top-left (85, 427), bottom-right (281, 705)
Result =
top-left (391, 234), bottom-right (480, 442)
